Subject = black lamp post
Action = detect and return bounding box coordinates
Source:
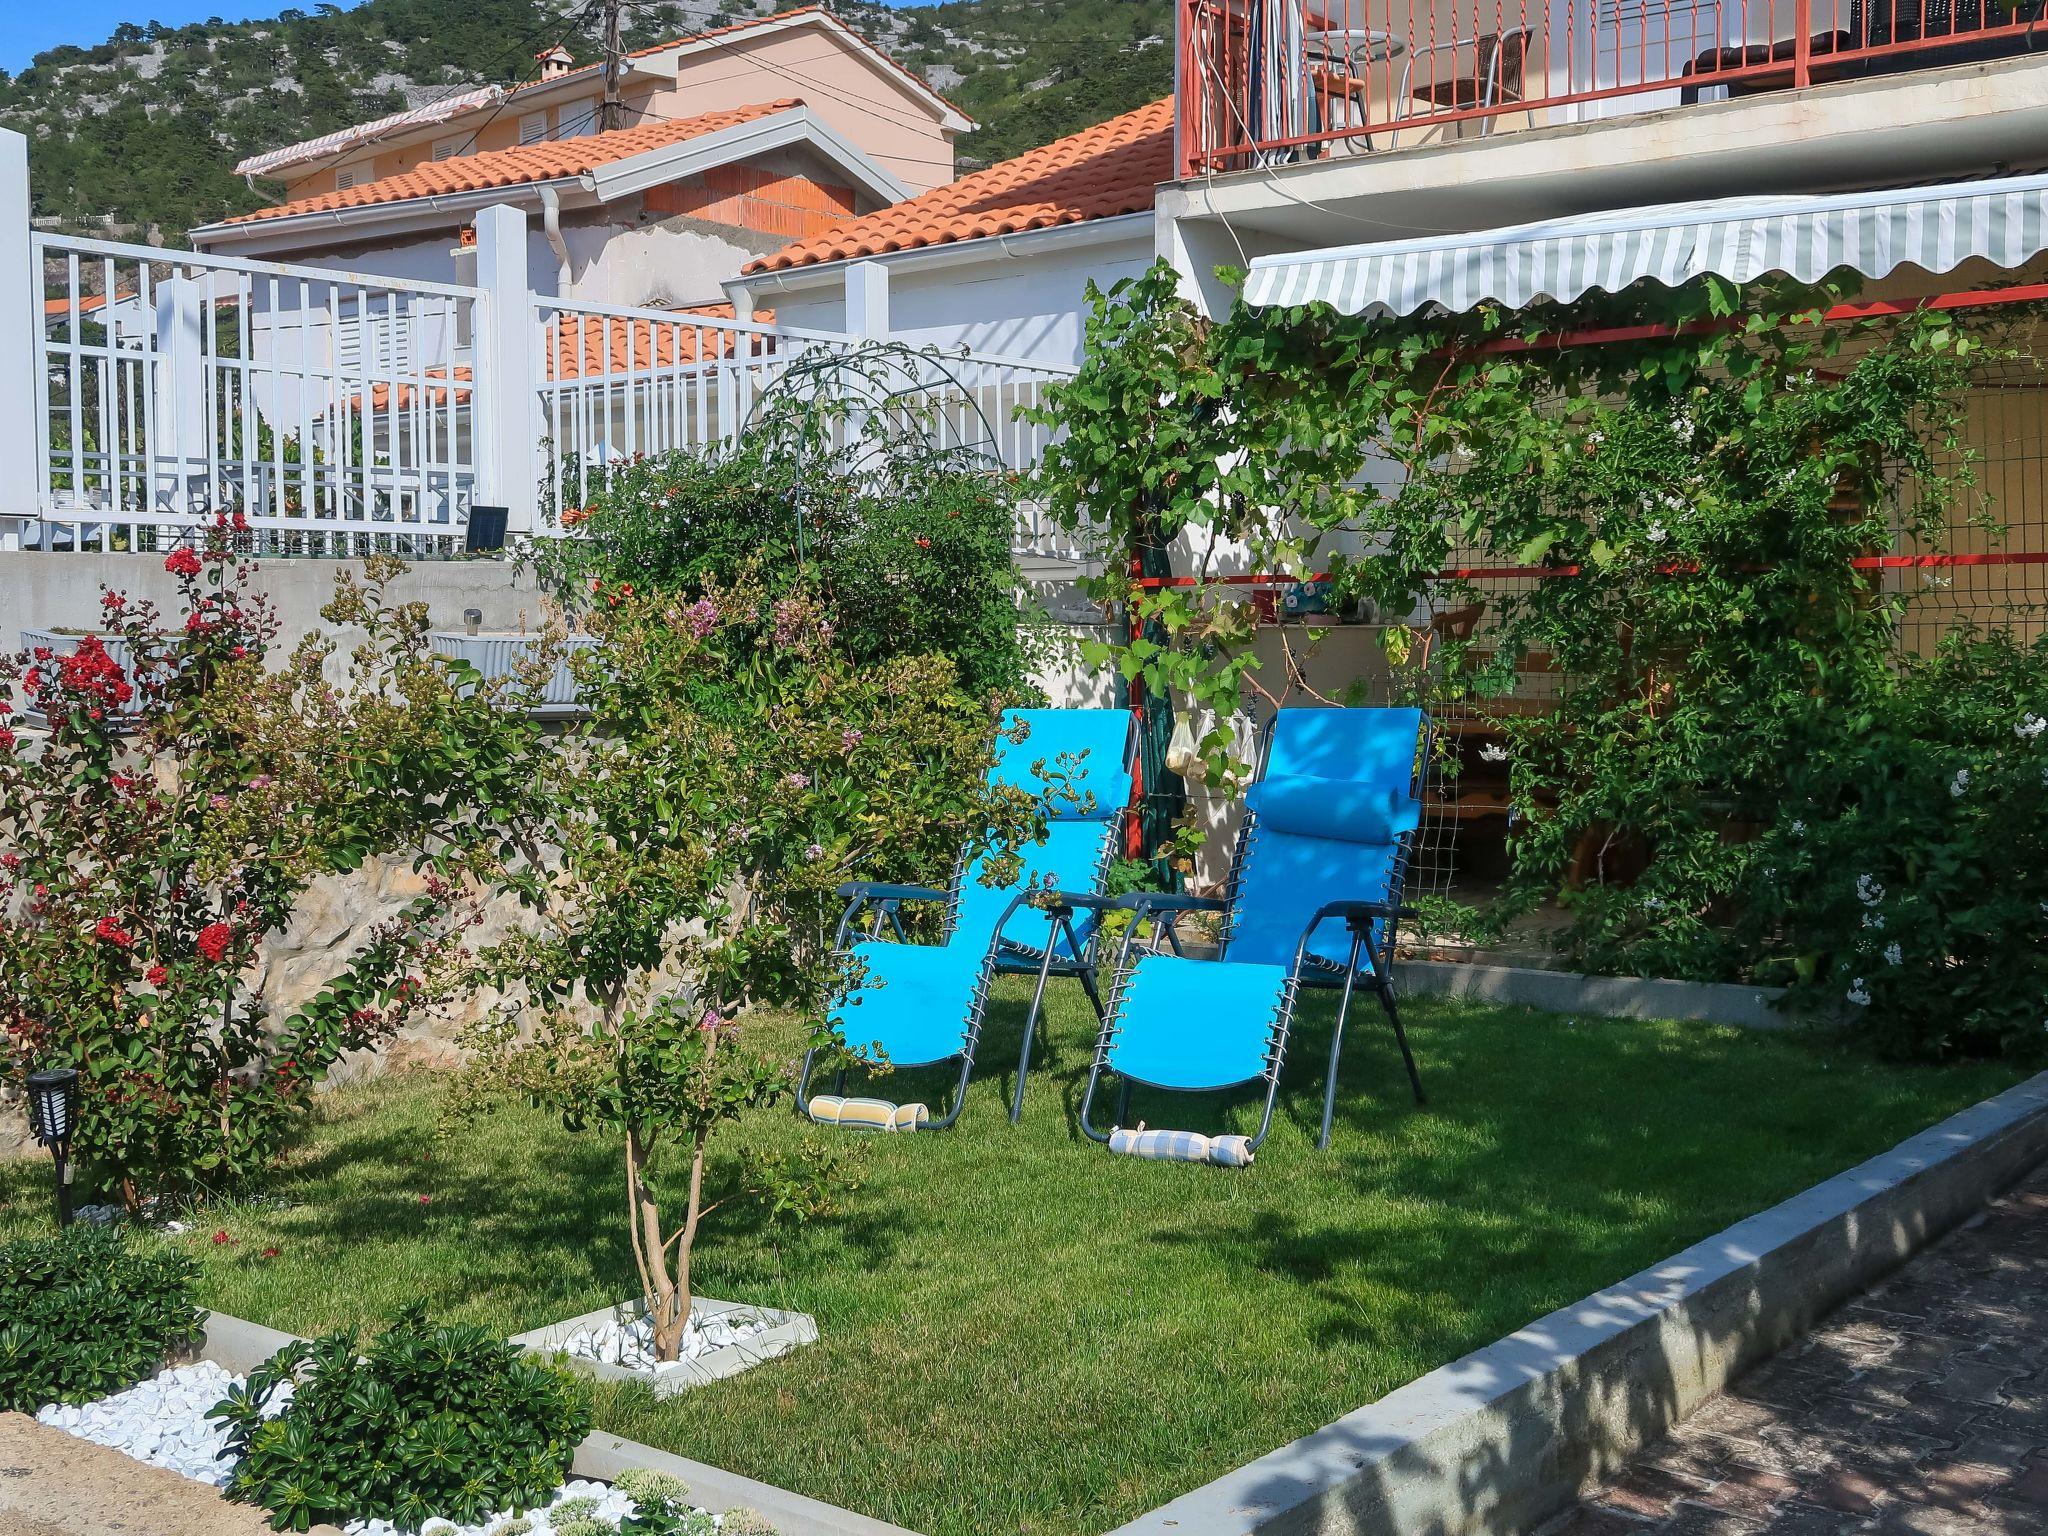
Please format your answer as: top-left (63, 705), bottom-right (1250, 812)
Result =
top-left (25, 1067), bottom-right (79, 1228)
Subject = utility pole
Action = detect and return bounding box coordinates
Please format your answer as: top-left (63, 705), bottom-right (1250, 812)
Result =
top-left (599, 0), bottom-right (625, 132)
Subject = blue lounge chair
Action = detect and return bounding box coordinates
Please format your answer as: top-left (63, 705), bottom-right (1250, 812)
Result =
top-left (803, 707), bottom-right (1136, 1129)
top-left (1080, 706), bottom-right (1429, 1159)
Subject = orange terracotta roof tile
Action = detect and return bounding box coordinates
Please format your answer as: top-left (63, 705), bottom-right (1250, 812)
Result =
top-left (744, 98), bottom-right (1172, 275)
top-left (225, 100), bottom-right (802, 226)
top-left (545, 304), bottom-right (778, 380)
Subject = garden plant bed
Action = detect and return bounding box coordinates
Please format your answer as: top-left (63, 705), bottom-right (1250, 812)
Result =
top-left (0, 979), bottom-right (2026, 1536)
top-left (512, 1296), bottom-right (819, 1397)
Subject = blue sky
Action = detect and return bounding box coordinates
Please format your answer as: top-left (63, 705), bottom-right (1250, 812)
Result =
top-left (0, 0), bottom-right (321, 73)
top-left (0, 0), bottom-right (938, 74)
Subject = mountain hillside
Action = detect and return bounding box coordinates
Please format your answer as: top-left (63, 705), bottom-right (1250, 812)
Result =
top-left (0, 0), bottom-right (1172, 240)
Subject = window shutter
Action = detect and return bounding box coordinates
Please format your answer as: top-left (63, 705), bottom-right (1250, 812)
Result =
top-left (519, 111), bottom-right (550, 145)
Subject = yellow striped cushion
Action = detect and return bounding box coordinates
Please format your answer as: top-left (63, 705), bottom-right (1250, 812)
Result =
top-left (808, 1095), bottom-right (929, 1131)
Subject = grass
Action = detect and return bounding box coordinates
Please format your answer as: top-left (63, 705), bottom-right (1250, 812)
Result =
top-left (0, 981), bottom-right (2023, 1536)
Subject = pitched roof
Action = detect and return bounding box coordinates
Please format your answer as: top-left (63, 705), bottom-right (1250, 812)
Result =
top-left (744, 98), bottom-right (1172, 275)
top-left (506, 8), bottom-right (971, 128)
top-left (224, 100), bottom-right (801, 225)
top-left (232, 8), bottom-right (968, 184)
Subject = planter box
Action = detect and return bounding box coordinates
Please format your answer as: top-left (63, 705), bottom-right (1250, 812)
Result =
top-left (511, 1296), bottom-right (818, 1399)
top-left (428, 632), bottom-right (598, 716)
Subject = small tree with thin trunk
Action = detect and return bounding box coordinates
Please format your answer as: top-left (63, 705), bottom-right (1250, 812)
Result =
top-left (456, 568), bottom-right (1036, 1359)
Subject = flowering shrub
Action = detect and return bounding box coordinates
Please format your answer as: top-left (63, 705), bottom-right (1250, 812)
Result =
top-left (531, 349), bottom-right (1034, 699)
top-left (1763, 630), bottom-right (2048, 1058)
top-left (456, 567), bottom-right (1043, 1360)
top-left (0, 524), bottom-right (534, 1206)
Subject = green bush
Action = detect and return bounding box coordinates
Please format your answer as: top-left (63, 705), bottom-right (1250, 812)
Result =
top-left (532, 355), bottom-right (1033, 700)
top-left (0, 1225), bottom-right (204, 1411)
top-left (1768, 629), bottom-right (2048, 1058)
top-left (210, 1306), bottom-right (592, 1533)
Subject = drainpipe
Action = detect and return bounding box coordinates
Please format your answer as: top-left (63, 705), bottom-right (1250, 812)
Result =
top-left (537, 183), bottom-right (571, 290)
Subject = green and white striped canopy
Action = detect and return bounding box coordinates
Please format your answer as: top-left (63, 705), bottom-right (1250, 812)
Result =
top-left (1242, 172), bottom-right (2048, 315)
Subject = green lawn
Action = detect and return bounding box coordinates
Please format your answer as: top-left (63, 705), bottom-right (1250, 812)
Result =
top-left (0, 982), bottom-right (2022, 1536)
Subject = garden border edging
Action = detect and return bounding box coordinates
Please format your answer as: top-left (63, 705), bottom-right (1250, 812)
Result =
top-left (1107, 1068), bottom-right (2048, 1536)
top-left (1392, 958), bottom-right (1789, 1030)
top-left (509, 1296), bottom-right (819, 1397)
top-left (191, 1310), bottom-right (918, 1536)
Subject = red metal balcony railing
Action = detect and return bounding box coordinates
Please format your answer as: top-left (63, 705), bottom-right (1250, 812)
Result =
top-left (1177, 0), bottom-right (2048, 177)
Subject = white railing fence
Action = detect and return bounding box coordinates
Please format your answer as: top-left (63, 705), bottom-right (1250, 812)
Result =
top-left (30, 234), bottom-right (478, 557)
top-left (0, 130), bottom-right (1086, 563)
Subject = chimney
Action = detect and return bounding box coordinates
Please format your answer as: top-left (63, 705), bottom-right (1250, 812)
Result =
top-left (535, 45), bottom-right (575, 81)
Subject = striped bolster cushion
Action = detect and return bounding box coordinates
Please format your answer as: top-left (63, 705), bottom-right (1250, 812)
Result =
top-left (1107, 1127), bottom-right (1255, 1167)
top-left (808, 1095), bottom-right (929, 1132)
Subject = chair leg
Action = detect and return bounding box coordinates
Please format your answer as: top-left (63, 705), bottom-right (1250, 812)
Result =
top-left (1322, 932), bottom-right (1365, 1150)
top-left (929, 1054), bottom-right (974, 1130)
top-left (1382, 985), bottom-right (1426, 1106)
top-left (1076, 963), bottom-right (1107, 1022)
top-left (1012, 937), bottom-right (1062, 1124)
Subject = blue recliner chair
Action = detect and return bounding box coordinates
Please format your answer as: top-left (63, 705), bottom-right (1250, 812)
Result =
top-left (803, 707), bottom-right (1136, 1130)
top-left (1080, 706), bottom-right (1429, 1162)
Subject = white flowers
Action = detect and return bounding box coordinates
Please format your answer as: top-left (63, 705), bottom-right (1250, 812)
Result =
top-left (1479, 742), bottom-right (1509, 763)
top-left (2018, 713), bottom-right (2045, 741)
top-left (1950, 768), bottom-right (1971, 799)
top-left (1790, 819), bottom-right (1806, 836)
top-left (1645, 521), bottom-right (1669, 545)
top-left (1884, 942), bottom-right (1903, 967)
top-left (1847, 978), bottom-right (1872, 1007)
top-left (1862, 911), bottom-right (1885, 931)
top-left (1857, 874), bottom-right (1884, 907)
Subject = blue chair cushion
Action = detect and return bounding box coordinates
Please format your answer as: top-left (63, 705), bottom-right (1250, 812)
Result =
top-left (991, 708), bottom-right (1132, 820)
top-left (1105, 954), bottom-right (1290, 1091)
top-left (1245, 775), bottom-right (1421, 844)
top-left (954, 817), bottom-right (1119, 958)
top-left (1263, 706), bottom-right (1425, 786)
top-left (829, 938), bottom-right (989, 1068)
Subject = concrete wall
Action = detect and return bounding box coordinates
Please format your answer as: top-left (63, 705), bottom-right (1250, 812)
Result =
top-left (3, 553), bottom-right (546, 681)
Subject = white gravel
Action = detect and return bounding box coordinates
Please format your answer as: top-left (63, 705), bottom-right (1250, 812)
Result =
top-left (560, 1308), bottom-right (771, 1377)
top-left (33, 1361), bottom-right (265, 1487)
top-left (35, 1367), bottom-right (735, 1534)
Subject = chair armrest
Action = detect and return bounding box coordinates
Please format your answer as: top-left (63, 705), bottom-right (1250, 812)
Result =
top-left (836, 881), bottom-right (949, 904)
top-left (1116, 893), bottom-right (1227, 913)
top-left (1308, 899), bottom-right (1420, 928)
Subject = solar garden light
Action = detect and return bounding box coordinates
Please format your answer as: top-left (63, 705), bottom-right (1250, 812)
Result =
top-left (25, 1066), bottom-right (80, 1228)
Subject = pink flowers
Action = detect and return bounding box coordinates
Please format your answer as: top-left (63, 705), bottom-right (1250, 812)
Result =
top-left (164, 548), bottom-right (203, 578)
top-left (681, 597), bottom-right (720, 639)
top-left (196, 922), bottom-right (235, 964)
top-left (94, 915), bottom-right (135, 948)
top-left (784, 772), bottom-right (810, 790)
top-left (840, 728), bottom-right (863, 751)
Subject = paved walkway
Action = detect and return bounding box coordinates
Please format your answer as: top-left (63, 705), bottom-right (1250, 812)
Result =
top-left (1543, 1163), bottom-right (2048, 1536)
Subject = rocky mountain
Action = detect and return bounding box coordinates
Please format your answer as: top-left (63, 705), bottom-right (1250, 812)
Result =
top-left (0, 0), bottom-right (1172, 239)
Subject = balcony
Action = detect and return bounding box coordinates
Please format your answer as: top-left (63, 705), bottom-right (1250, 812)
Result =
top-left (1177, 0), bottom-right (2048, 177)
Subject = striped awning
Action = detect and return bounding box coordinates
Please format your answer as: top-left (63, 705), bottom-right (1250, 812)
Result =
top-left (1242, 172), bottom-right (2048, 316)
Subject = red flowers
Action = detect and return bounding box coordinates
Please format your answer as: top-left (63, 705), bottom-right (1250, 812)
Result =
top-left (260, 1246), bottom-right (282, 1260)
top-left (417, 1194), bottom-right (433, 1206)
top-left (196, 922), bottom-right (236, 964)
top-left (145, 963), bottom-right (168, 987)
top-left (0, 728), bottom-right (13, 753)
top-left (211, 1229), bottom-right (235, 1246)
top-left (94, 915), bottom-right (135, 948)
top-left (164, 548), bottom-right (203, 577)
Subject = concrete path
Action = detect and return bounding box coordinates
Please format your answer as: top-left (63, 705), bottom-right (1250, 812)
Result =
top-left (0, 1413), bottom-right (284, 1536)
top-left (1540, 1163), bottom-right (2048, 1535)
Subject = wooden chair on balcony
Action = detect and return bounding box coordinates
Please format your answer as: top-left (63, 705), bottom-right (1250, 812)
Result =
top-left (1393, 27), bottom-right (1532, 144)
